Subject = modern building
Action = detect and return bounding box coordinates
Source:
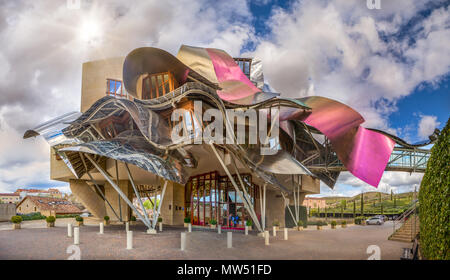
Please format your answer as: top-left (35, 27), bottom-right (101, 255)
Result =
top-left (23, 45), bottom-right (434, 233)
top-left (16, 196), bottom-right (82, 216)
top-left (0, 193), bottom-right (21, 204)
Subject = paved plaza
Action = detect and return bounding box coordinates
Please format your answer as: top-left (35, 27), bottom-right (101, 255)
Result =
top-left (0, 219), bottom-right (407, 260)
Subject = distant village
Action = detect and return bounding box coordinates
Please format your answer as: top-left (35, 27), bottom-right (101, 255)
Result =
top-left (0, 188), bottom-right (84, 220)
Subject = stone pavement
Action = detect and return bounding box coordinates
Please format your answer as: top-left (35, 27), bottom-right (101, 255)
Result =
top-left (0, 220), bottom-right (407, 260)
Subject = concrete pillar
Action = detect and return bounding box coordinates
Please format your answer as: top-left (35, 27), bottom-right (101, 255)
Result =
top-left (218, 225), bottom-right (221, 234)
top-left (188, 223), bottom-right (192, 232)
top-left (67, 223), bottom-right (72, 237)
top-left (160, 181), bottom-right (185, 226)
top-left (264, 231), bottom-right (269, 245)
top-left (273, 226), bottom-right (277, 237)
top-left (127, 231), bottom-right (133, 250)
top-left (181, 232), bottom-right (186, 251)
top-left (125, 222), bottom-right (129, 232)
top-left (245, 226), bottom-right (248, 235)
top-left (227, 232), bottom-right (232, 248)
top-left (99, 222), bottom-right (104, 234)
top-left (284, 228), bottom-right (288, 240)
top-left (159, 222), bottom-right (162, 232)
top-left (104, 180), bottom-right (133, 222)
top-left (74, 227), bottom-right (80, 245)
top-left (70, 179), bottom-right (106, 219)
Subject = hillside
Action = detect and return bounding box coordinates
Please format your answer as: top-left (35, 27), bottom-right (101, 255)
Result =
top-left (309, 191), bottom-right (416, 215)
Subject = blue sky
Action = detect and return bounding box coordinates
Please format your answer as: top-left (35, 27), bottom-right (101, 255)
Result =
top-left (248, 0), bottom-right (449, 144)
top-left (0, 0), bottom-right (448, 197)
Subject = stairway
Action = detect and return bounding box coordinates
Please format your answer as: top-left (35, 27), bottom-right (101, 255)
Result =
top-left (389, 215), bottom-right (419, 242)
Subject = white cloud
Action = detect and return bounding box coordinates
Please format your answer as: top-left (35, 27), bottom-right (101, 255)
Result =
top-left (0, 0), bottom-right (447, 197)
top-left (0, 0), bottom-right (254, 193)
top-left (252, 0), bottom-right (450, 133)
top-left (418, 115), bottom-right (441, 139)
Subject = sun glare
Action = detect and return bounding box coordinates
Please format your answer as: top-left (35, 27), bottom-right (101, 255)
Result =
top-left (78, 19), bottom-right (102, 46)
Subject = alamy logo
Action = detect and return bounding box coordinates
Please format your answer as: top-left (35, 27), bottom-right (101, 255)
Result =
top-left (170, 101), bottom-right (280, 155)
top-left (367, 0), bottom-right (381, 10)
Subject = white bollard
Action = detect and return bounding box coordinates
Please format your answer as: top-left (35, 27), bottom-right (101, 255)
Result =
top-left (127, 230), bottom-right (133, 250)
top-left (99, 222), bottom-right (104, 234)
top-left (125, 222), bottom-right (129, 232)
top-left (265, 231), bottom-right (269, 245)
top-left (227, 231), bottom-right (232, 248)
top-left (245, 226), bottom-right (248, 235)
top-left (159, 222), bottom-right (162, 232)
top-left (74, 227), bottom-right (80, 245)
top-left (273, 226), bottom-right (277, 237)
top-left (188, 223), bottom-right (192, 233)
top-left (284, 228), bottom-right (288, 240)
top-left (181, 232), bottom-right (186, 251)
top-left (218, 225), bottom-right (221, 234)
top-left (67, 223), bottom-right (72, 237)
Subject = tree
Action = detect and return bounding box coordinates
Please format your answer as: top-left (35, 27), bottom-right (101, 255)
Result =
top-left (353, 200), bottom-right (356, 218)
top-left (341, 199), bottom-right (347, 210)
top-left (419, 119), bottom-right (449, 260)
top-left (391, 189), bottom-right (393, 201)
top-left (379, 192), bottom-right (382, 214)
top-left (361, 193), bottom-right (364, 216)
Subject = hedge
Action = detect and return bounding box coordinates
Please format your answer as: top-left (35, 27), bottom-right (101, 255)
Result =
top-left (419, 119), bottom-right (449, 260)
top-left (19, 212), bottom-right (46, 221)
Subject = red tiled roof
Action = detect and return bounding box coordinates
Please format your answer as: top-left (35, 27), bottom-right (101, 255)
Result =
top-left (15, 188), bottom-right (61, 194)
top-left (0, 193), bottom-right (20, 196)
top-left (304, 197), bottom-right (325, 200)
top-left (17, 196), bottom-right (82, 214)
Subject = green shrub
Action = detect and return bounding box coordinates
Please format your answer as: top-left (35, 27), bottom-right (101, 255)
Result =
top-left (104, 216), bottom-right (110, 221)
top-left (297, 220), bottom-right (303, 227)
top-left (19, 212), bottom-right (46, 221)
top-left (184, 217), bottom-right (191, 223)
top-left (341, 220), bottom-right (347, 225)
top-left (210, 219), bottom-right (217, 225)
top-left (157, 217), bottom-right (162, 223)
top-left (56, 214), bottom-right (78, 219)
top-left (272, 219), bottom-right (280, 227)
top-left (246, 220), bottom-right (252, 226)
top-left (11, 216), bottom-right (22, 224)
top-left (419, 119), bottom-right (449, 260)
top-left (331, 221), bottom-right (337, 226)
top-left (355, 216), bottom-right (365, 225)
top-left (75, 216), bottom-right (83, 222)
top-left (131, 216), bottom-right (137, 222)
top-left (46, 216), bottom-right (56, 223)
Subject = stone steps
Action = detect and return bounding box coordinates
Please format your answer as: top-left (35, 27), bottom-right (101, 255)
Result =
top-left (389, 216), bottom-right (419, 242)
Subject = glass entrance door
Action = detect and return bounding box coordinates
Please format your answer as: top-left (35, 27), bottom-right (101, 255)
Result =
top-left (185, 172), bottom-right (257, 229)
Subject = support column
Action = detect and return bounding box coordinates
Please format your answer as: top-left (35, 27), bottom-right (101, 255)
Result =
top-left (125, 163), bottom-right (152, 228)
top-left (209, 144), bottom-right (263, 233)
top-left (70, 179), bottom-right (106, 219)
top-left (152, 180), bottom-right (168, 229)
top-left (262, 184), bottom-right (266, 231)
top-left (85, 154), bottom-right (151, 229)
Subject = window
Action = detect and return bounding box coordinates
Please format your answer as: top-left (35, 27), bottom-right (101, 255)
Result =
top-left (106, 79), bottom-right (126, 98)
top-left (142, 72), bottom-right (177, 99)
top-left (233, 58), bottom-right (252, 79)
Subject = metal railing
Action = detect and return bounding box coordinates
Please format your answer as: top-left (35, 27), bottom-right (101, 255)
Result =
top-left (392, 199), bottom-right (418, 239)
top-left (306, 147), bottom-right (431, 173)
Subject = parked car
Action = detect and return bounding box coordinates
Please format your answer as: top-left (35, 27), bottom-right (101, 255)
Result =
top-left (80, 212), bottom-right (91, 218)
top-left (366, 217), bottom-right (384, 225)
top-left (373, 215), bottom-right (388, 221)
